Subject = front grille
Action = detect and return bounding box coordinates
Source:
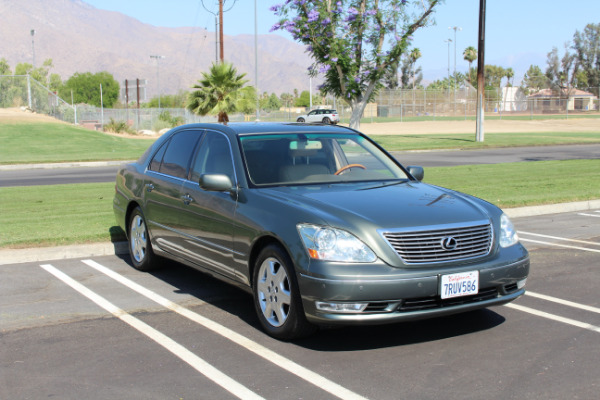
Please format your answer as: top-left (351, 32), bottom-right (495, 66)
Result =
top-left (382, 222), bottom-right (492, 264)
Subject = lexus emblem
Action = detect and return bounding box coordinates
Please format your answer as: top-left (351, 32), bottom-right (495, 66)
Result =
top-left (440, 236), bottom-right (458, 251)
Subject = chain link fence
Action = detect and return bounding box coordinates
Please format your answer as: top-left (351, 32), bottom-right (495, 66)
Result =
top-left (0, 75), bottom-right (76, 123)
top-left (2, 75), bottom-right (598, 129)
top-left (373, 87), bottom-right (599, 121)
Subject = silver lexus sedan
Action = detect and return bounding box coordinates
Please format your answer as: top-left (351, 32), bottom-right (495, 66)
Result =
top-left (113, 122), bottom-right (529, 340)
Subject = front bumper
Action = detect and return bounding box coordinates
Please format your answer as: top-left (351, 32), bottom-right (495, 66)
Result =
top-left (298, 256), bottom-right (530, 326)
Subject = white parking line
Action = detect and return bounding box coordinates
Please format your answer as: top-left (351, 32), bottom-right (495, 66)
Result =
top-left (519, 238), bottom-right (600, 253)
top-left (526, 291), bottom-right (600, 315)
top-left (518, 231), bottom-right (600, 247)
top-left (40, 264), bottom-right (264, 400)
top-left (505, 303), bottom-right (600, 334)
top-left (82, 259), bottom-right (368, 400)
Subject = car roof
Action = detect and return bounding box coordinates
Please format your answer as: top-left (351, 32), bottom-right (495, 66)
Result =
top-left (172, 122), bottom-right (357, 136)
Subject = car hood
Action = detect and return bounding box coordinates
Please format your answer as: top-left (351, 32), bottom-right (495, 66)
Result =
top-left (266, 181), bottom-right (492, 230)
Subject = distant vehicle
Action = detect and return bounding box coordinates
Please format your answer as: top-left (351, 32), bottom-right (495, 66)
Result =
top-left (296, 109), bottom-right (339, 124)
top-left (114, 122), bottom-right (529, 340)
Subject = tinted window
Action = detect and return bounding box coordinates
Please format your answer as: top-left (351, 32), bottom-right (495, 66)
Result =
top-left (148, 141), bottom-right (167, 172)
top-left (190, 132), bottom-right (234, 183)
top-left (155, 131), bottom-right (203, 179)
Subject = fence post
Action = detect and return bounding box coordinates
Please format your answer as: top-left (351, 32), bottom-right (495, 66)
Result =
top-left (27, 74), bottom-right (32, 109)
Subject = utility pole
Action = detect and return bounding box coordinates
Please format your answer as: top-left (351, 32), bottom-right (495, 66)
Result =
top-left (202, 0), bottom-right (236, 63)
top-left (476, 0), bottom-right (486, 142)
top-left (219, 0), bottom-right (224, 62)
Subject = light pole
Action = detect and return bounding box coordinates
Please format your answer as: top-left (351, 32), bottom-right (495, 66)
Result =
top-left (448, 26), bottom-right (462, 78)
top-left (444, 39), bottom-right (452, 81)
top-left (150, 55), bottom-right (165, 110)
top-left (30, 29), bottom-right (36, 67)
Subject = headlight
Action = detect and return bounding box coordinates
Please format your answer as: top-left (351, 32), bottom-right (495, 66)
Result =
top-left (499, 214), bottom-right (519, 248)
top-left (297, 224), bottom-right (377, 263)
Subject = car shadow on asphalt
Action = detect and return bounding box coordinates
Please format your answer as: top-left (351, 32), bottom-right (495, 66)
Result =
top-left (117, 254), bottom-right (506, 351)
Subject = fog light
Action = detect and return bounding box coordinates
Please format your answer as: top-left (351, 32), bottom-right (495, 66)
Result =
top-left (315, 302), bottom-right (368, 313)
top-left (517, 278), bottom-right (527, 289)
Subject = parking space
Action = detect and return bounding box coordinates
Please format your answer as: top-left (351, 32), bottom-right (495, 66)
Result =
top-left (1, 209), bottom-right (599, 399)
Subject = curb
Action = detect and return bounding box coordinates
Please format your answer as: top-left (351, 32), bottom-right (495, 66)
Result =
top-left (1, 200), bottom-right (599, 266)
top-left (0, 161), bottom-right (132, 171)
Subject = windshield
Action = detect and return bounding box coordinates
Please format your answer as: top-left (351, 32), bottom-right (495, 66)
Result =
top-left (239, 133), bottom-right (409, 186)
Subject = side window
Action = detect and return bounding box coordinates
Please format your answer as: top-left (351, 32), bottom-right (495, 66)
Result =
top-left (190, 132), bottom-right (235, 183)
top-left (148, 141), bottom-right (168, 172)
top-left (154, 131), bottom-right (203, 179)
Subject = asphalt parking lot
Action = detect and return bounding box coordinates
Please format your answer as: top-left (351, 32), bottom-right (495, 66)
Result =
top-left (1, 208), bottom-right (598, 399)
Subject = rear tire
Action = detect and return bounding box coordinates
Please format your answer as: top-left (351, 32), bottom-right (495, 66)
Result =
top-left (322, 117), bottom-right (331, 124)
top-left (253, 244), bottom-right (316, 340)
top-left (128, 207), bottom-right (160, 271)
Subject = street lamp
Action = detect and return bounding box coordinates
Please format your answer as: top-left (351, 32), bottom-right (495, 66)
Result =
top-left (448, 26), bottom-right (462, 77)
top-left (30, 29), bottom-right (36, 67)
top-left (150, 55), bottom-right (165, 110)
top-left (444, 39), bottom-right (452, 81)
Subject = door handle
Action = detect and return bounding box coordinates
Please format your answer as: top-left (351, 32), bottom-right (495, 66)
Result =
top-left (145, 183), bottom-right (155, 192)
top-left (181, 194), bottom-right (193, 205)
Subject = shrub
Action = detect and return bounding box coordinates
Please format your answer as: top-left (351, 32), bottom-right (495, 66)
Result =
top-left (104, 118), bottom-right (136, 134)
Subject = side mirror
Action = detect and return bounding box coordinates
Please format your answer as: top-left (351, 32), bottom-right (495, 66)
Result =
top-left (407, 166), bottom-right (424, 181)
top-left (199, 174), bottom-right (233, 192)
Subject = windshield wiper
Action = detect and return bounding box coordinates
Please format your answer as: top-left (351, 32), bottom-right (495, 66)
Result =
top-left (357, 180), bottom-right (409, 190)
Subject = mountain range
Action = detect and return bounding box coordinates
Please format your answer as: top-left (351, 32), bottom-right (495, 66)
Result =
top-left (0, 0), bottom-right (314, 99)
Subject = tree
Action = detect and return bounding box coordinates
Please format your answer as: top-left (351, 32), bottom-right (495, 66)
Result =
top-left (400, 48), bottom-right (422, 88)
top-left (146, 90), bottom-right (189, 108)
top-left (187, 62), bottom-right (252, 124)
top-left (271, 0), bottom-right (441, 129)
top-left (572, 23), bottom-right (600, 95)
top-left (463, 46), bottom-right (477, 84)
top-left (546, 44), bottom-right (576, 95)
top-left (505, 67), bottom-right (514, 87)
top-left (295, 90), bottom-right (312, 107)
top-left (520, 65), bottom-right (548, 95)
top-left (59, 71), bottom-right (119, 107)
top-left (264, 93), bottom-right (282, 111)
top-left (0, 58), bottom-right (11, 75)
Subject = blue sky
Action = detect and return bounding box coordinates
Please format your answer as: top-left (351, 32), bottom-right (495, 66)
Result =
top-left (84, 0), bottom-right (599, 81)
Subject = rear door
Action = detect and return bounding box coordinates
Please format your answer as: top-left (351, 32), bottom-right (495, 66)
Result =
top-left (144, 129), bottom-right (204, 255)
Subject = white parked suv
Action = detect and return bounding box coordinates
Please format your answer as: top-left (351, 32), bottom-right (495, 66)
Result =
top-left (296, 109), bottom-right (340, 124)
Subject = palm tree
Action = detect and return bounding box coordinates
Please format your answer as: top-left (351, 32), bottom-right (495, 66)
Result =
top-left (187, 62), bottom-right (251, 124)
top-left (409, 48), bottom-right (422, 90)
top-left (463, 46), bottom-right (477, 84)
top-left (505, 67), bottom-right (514, 87)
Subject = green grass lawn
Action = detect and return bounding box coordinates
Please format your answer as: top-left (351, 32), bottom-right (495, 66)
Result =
top-left (371, 131), bottom-right (600, 151)
top-left (0, 123), bottom-right (154, 164)
top-left (1, 159), bottom-right (598, 248)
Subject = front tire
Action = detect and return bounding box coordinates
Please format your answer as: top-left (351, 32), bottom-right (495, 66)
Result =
top-left (296, 117), bottom-right (305, 123)
top-left (253, 244), bottom-right (316, 340)
top-left (128, 207), bottom-right (159, 271)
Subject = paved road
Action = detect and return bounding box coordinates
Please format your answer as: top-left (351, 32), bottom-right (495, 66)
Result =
top-left (2, 144), bottom-right (599, 187)
top-left (2, 209), bottom-right (599, 399)
top-left (390, 143), bottom-right (600, 167)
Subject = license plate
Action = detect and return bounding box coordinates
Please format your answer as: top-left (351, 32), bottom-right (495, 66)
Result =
top-left (441, 271), bottom-right (479, 299)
